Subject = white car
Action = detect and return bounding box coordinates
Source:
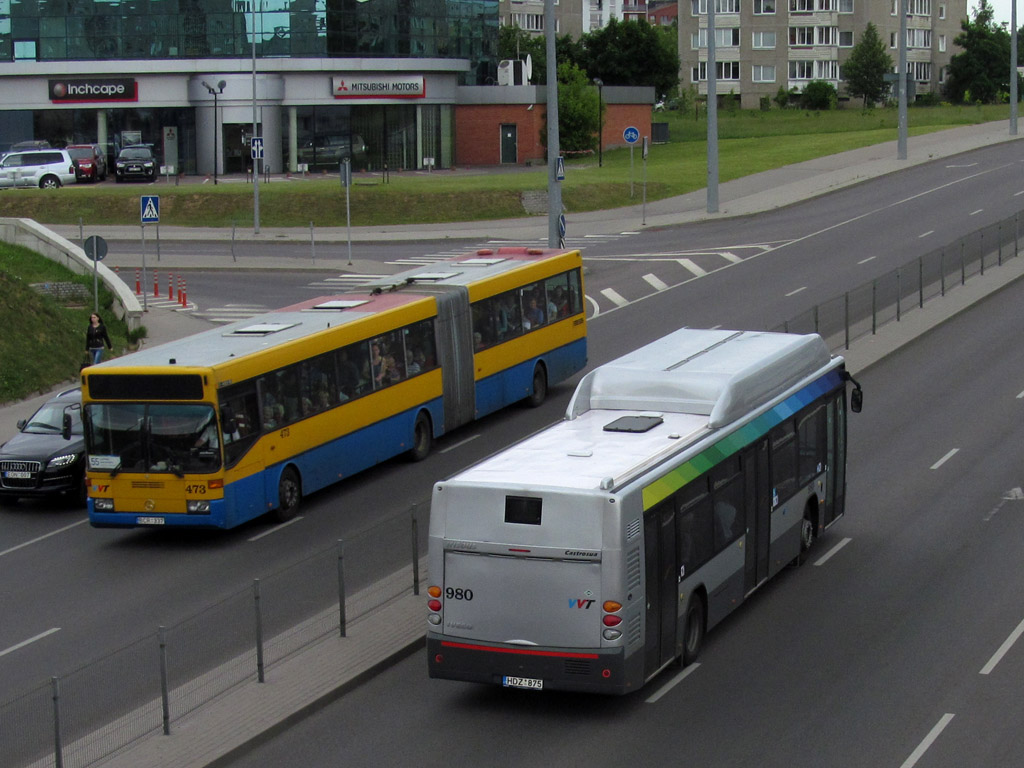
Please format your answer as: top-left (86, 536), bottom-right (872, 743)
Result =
top-left (0, 148), bottom-right (77, 189)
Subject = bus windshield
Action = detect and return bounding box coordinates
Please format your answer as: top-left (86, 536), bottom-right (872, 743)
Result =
top-left (85, 403), bottom-right (221, 475)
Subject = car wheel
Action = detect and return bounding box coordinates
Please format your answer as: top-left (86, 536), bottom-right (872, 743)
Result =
top-left (39, 175), bottom-right (60, 189)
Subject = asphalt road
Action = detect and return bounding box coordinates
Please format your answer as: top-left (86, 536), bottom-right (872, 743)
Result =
top-left (223, 266), bottom-right (1024, 768)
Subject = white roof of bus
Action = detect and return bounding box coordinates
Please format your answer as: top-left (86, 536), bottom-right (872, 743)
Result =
top-left (566, 328), bottom-right (833, 429)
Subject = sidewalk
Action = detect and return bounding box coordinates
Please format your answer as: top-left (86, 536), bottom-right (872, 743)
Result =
top-left (6, 119), bottom-right (1024, 768)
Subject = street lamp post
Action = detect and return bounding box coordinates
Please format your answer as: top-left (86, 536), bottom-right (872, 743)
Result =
top-left (593, 77), bottom-right (603, 167)
top-left (202, 80), bottom-right (226, 184)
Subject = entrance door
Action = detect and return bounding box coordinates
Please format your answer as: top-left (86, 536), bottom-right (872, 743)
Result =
top-left (500, 124), bottom-right (517, 164)
top-left (643, 501), bottom-right (678, 675)
top-left (222, 124), bottom-right (254, 174)
top-left (825, 394), bottom-right (847, 524)
top-left (743, 439), bottom-right (772, 593)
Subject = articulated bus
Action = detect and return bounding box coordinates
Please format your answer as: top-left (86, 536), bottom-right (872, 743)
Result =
top-left (82, 247), bottom-right (586, 529)
top-left (427, 329), bottom-right (862, 694)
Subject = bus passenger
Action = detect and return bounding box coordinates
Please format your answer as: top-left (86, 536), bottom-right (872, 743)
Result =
top-left (524, 297), bottom-right (544, 329)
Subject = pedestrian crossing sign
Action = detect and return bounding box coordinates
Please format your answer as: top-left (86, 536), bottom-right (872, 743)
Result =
top-left (141, 195), bottom-right (160, 224)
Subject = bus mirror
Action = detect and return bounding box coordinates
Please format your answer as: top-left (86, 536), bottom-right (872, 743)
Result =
top-left (850, 387), bottom-right (863, 413)
top-left (62, 413), bottom-right (73, 440)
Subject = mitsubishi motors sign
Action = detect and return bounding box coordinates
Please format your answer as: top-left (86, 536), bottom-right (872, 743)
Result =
top-left (49, 78), bottom-right (138, 103)
top-left (332, 75), bottom-right (425, 99)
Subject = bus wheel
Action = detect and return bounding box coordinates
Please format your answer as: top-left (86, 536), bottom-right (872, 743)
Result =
top-left (409, 412), bottom-right (433, 462)
top-left (273, 467), bottom-right (301, 523)
top-left (526, 364), bottom-right (547, 408)
top-left (682, 593), bottom-right (705, 665)
top-left (798, 507), bottom-right (816, 564)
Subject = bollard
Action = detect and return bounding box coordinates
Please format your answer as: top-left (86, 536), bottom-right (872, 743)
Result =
top-left (135, 268), bottom-right (141, 295)
top-left (159, 627), bottom-right (171, 735)
top-left (168, 272), bottom-right (174, 301)
top-left (180, 277), bottom-right (187, 307)
top-left (52, 676), bottom-right (64, 768)
top-left (337, 539), bottom-right (347, 638)
top-left (411, 511), bottom-right (420, 596)
top-left (254, 579), bottom-right (266, 683)
top-left (154, 270), bottom-right (159, 298)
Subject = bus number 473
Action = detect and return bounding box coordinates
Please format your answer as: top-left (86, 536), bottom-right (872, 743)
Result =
top-left (185, 484), bottom-right (207, 494)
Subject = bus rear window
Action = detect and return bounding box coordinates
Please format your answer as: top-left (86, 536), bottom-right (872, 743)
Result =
top-left (505, 495), bottom-right (542, 525)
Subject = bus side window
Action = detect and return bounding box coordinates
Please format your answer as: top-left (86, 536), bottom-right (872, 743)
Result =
top-left (566, 269), bottom-right (583, 316)
top-left (711, 456), bottom-right (744, 551)
top-left (220, 381), bottom-right (260, 467)
top-left (798, 405), bottom-right (826, 485)
top-left (770, 422), bottom-right (798, 505)
top-left (676, 477), bottom-right (713, 573)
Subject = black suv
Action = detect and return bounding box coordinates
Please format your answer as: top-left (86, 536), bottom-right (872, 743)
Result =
top-left (114, 145), bottom-right (156, 183)
top-left (0, 388), bottom-right (86, 506)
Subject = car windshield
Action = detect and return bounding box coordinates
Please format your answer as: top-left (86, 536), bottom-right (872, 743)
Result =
top-left (84, 403), bottom-right (221, 475)
top-left (23, 400), bottom-right (83, 435)
top-left (119, 148), bottom-right (151, 160)
top-left (68, 148), bottom-right (93, 160)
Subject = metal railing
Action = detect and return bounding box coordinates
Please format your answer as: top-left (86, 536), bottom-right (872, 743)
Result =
top-left (3, 210), bottom-right (1023, 768)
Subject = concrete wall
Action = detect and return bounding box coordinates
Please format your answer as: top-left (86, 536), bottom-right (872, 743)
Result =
top-left (0, 218), bottom-right (143, 331)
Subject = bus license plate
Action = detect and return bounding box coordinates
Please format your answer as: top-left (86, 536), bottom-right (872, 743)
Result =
top-left (502, 676), bottom-right (543, 690)
top-left (136, 516), bottom-right (165, 525)
top-left (4, 471), bottom-right (31, 479)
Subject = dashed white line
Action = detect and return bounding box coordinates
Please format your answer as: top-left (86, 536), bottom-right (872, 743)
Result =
top-left (247, 516), bottom-right (304, 542)
top-left (643, 273), bottom-right (669, 291)
top-left (600, 288), bottom-right (630, 308)
top-left (858, 256), bottom-right (877, 265)
top-left (0, 519), bottom-right (88, 559)
top-left (980, 616), bottom-right (1024, 675)
top-left (440, 434), bottom-right (481, 454)
top-left (969, 209), bottom-right (983, 216)
top-left (918, 230), bottom-right (934, 238)
top-left (676, 259), bottom-right (707, 278)
top-left (646, 663), bottom-right (700, 703)
top-left (785, 286), bottom-right (807, 297)
top-left (899, 714), bottom-right (955, 768)
top-left (814, 537), bottom-right (851, 566)
top-left (930, 448), bottom-right (959, 470)
top-left (719, 252), bottom-right (743, 264)
top-left (1016, 389), bottom-right (1024, 399)
top-left (0, 628), bottom-right (61, 658)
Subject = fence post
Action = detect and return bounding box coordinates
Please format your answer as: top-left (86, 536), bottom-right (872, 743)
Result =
top-left (783, 319), bottom-right (789, 334)
top-left (51, 677), bottom-right (63, 768)
top-left (411, 507), bottom-right (421, 596)
top-left (980, 230), bottom-right (985, 276)
top-left (254, 579), bottom-right (265, 683)
top-left (871, 279), bottom-right (877, 335)
top-left (310, 221), bottom-right (316, 264)
top-left (337, 539), bottom-right (347, 638)
top-left (813, 304), bottom-right (819, 334)
top-left (1016, 213), bottom-right (1019, 260)
top-left (844, 292), bottom-right (850, 350)
top-left (941, 249), bottom-right (946, 296)
top-left (159, 626), bottom-right (171, 735)
top-left (896, 269), bottom-right (901, 322)
top-left (961, 241), bottom-right (966, 286)
top-left (918, 257), bottom-right (924, 309)
top-left (998, 223), bottom-right (1003, 266)
top-left (231, 221), bottom-right (237, 262)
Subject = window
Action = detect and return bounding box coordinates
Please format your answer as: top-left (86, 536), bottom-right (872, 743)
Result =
top-left (691, 0), bottom-right (740, 13)
top-left (907, 28), bottom-right (931, 48)
top-left (816, 26), bottom-right (838, 46)
top-left (790, 26), bottom-right (814, 46)
top-left (816, 60), bottom-right (839, 79)
top-left (510, 13), bottom-right (544, 31)
top-left (789, 60), bottom-right (814, 80)
top-left (694, 62), bottom-right (741, 81)
top-left (753, 30), bottom-right (776, 48)
top-left (694, 27), bottom-right (741, 48)
top-left (939, 4), bottom-right (945, 19)
top-left (753, 0), bottom-right (776, 12)
top-left (471, 269), bottom-right (582, 352)
top-left (817, 0), bottom-right (835, 9)
top-left (939, 34), bottom-right (946, 53)
top-left (839, 0), bottom-right (853, 11)
top-left (771, 421), bottom-right (798, 505)
top-left (798, 406), bottom-right (826, 486)
top-left (676, 478), bottom-right (713, 574)
top-left (753, 64), bottom-right (776, 82)
top-left (711, 456), bottom-right (744, 551)
top-left (912, 61), bottom-right (931, 81)
top-left (790, 0), bottom-right (814, 12)
top-left (839, 30), bottom-right (854, 47)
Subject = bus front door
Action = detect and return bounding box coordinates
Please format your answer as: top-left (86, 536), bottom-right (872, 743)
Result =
top-left (743, 439), bottom-right (771, 594)
top-left (643, 501), bottom-right (678, 675)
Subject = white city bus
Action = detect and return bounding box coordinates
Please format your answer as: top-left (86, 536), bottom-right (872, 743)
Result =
top-left (426, 328), bottom-right (862, 694)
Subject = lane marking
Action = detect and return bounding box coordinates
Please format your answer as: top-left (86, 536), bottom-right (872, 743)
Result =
top-left (247, 516), bottom-right (304, 542)
top-left (785, 286), bottom-right (807, 297)
top-left (980, 616), bottom-right (1024, 675)
top-left (918, 230), bottom-right (934, 238)
top-left (600, 288), bottom-right (630, 308)
top-left (0, 519), bottom-right (88, 559)
top-left (814, 537), bottom-right (851, 566)
top-left (719, 252), bottom-right (743, 264)
top-left (930, 449), bottom-right (959, 470)
top-left (440, 434), bottom-right (480, 454)
top-left (969, 209), bottom-right (983, 216)
top-left (643, 273), bottom-right (669, 291)
top-left (857, 256), bottom-right (877, 265)
top-left (899, 713), bottom-right (955, 768)
top-left (1015, 190), bottom-right (1024, 197)
top-left (1016, 389), bottom-right (1024, 399)
top-left (0, 628), bottom-right (61, 658)
top-left (646, 663), bottom-right (700, 703)
top-left (676, 258), bottom-right (707, 277)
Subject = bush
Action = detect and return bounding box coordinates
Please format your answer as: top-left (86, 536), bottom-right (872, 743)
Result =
top-left (801, 80), bottom-right (838, 110)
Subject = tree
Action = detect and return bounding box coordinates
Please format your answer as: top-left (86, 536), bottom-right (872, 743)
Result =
top-left (542, 62), bottom-right (602, 154)
top-left (944, 0), bottom-right (1012, 103)
top-left (579, 19), bottom-right (679, 98)
top-left (843, 23), bottom-right (892, 107)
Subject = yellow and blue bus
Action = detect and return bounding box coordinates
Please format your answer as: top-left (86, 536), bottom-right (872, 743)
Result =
top-left (82, 247), bottom-right (586, 529)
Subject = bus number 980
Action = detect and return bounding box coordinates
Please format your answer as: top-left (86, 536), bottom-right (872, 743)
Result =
top-left (445, 587), bottom-right (473, 601)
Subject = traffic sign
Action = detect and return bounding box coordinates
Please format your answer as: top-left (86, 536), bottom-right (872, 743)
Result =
top-left (556, 156), bottom-right (565, 181)
top-left (623, 126), bottom-right (640, 144)
top-left (141, 195), bottom-right (160, 224)
top-left (251, 137), bottom-right (264, 160)
top-left (84, 235), bottom-right (107, 261)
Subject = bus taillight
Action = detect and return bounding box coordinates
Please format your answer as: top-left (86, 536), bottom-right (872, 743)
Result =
top-left (602, 600), bottom-right (623, 640)
top-left (427, 585), bottom-right (442, 625)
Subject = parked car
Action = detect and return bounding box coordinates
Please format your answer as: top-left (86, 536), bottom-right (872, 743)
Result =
top-left (297, 134), bottom-right (368, 169)
top-left (114, 145), bottom-right (156, 183)
top-left (0, 148), bottom-right (77, 189)
top-left (0, 388), bottom-right (86, 506)
top-left (67, 143), bottom-right (108, 182)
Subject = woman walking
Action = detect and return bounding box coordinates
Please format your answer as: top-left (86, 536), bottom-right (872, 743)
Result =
top-left (86, 312), bottom-right (113, 365)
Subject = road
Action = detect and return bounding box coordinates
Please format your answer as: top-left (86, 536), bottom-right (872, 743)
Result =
top-left (224, 272), bottom-right (1024, 768)
top-left (2, 140), bottom-right (1024, 754)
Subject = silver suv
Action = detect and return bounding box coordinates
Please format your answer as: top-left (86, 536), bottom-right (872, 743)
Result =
top-left (0, 149), bottom-right (77, 189)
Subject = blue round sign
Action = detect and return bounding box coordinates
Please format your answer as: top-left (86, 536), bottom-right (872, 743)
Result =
top-left (623, 126), bottom-right (640, 144)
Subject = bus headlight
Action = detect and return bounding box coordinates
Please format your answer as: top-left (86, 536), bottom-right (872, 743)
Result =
top-left (93, 498), bottom-right (115, 511)
top-left (187, 500), bottom-right (211, 513)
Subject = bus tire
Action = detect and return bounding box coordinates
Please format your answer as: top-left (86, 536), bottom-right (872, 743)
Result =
top-left (526, 363), bottom-right (547, 408)
top-left (273, 466), bottom-right (301, 523)
top-left (798, 503), bottom-right (817, 565)
top-left (409, 411), bottom-right (433, 462)
top-left (682, 593), bottom-right (706, 666)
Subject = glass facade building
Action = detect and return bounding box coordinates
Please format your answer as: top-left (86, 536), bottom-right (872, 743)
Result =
top-left (0, 0), bottom-right (499, 172)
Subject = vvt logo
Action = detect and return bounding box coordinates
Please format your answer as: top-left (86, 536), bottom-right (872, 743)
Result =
top-left (568, 598), bottom-right (595, 609)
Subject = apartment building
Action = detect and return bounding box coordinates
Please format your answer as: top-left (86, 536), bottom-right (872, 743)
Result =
top-left (679, 0), bottom-right (967, 109)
